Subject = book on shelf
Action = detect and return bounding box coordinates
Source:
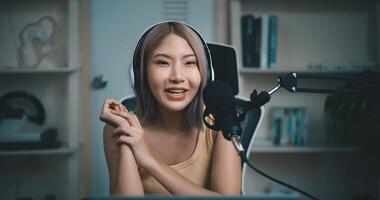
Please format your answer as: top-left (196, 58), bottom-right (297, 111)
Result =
top-left (260, 15), bottom-right (269, 68)
top-left (240, 14), bottom-right (278, 69)
top-left (271, 107), bottom-right (308, 146)
top-left (268, 15), bottom-right (278, 69)
top-left (241, 14), bottom-right (259, 67)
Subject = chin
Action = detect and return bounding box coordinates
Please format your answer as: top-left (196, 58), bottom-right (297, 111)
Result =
top-left (161, 102), bottom-right (190, 112)
top-left (155, 92), bottom-right (197, 113)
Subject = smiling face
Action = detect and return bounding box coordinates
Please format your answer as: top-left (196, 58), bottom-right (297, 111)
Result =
top-left (147, 33), bottom-right (201, 112)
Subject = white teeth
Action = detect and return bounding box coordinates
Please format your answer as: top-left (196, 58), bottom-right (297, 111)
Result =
top-left (167, 89), bottom-right (186, 93)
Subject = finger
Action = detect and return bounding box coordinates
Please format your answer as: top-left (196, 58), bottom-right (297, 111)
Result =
top-left (102, 107), bottom-right (130, 126)
top-left (115, 135), bottom-right (132, 145)
top-left (112, 127), bottom-right (126, 139)
top-left (109, 103), bottom-right (119, 111)
top-left (102, 99), bottom-right (119, 112)
top-left (101, 99), bottom-right (112, 113)
top-left (104, 115), bottom-right (128, 128)
top-left (131, 113), bottom-right (142, 129)
top-left (112, 131), bottom-right (119, 139)
top-left (114, 136), bottom-right (126, 146)
top-left (105, 98), bottom-right (120, 106)
top-left (112, 126), bottom-right (128, 138)
top-left (112, 133), bottom-right (129, 146)
top-left (112, 129), bottom-right (122, 139)
top-left (110, 102), bottom-right (122, 111)
top-left (121, 104), bottom-right (128, 112)
top-left (105, 98), bottom-right (120, 108)
top-left (113, 126), bottom-right (139, 138)
top-left (118, 103), bottom-right (128, 112)
top-left (124, 112), bottom-right (140, 128)
top-left (110, 110), bottom-right (138, 127)
top-left (107, 100), bottom-right (126, 115)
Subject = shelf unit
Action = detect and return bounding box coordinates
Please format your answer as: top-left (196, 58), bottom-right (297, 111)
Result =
top-left (0, 0), bottom-right (80, 199)
top-left (230, 0), bottom-right (379, 199)
top-left (0, 147), bottom-right (78, 156)
top-left (251, 145), bottom-right (360, 154)
top-left (0, 67), bottom-right (78, 74)
top-left (231, 0), bottom-right (378, 72)
top-left (239, 67), bottom-right (376, 75)
top-left (230, 0), bottom-right (379, 143)
top-left (247, 192), bottom-right (301, 199)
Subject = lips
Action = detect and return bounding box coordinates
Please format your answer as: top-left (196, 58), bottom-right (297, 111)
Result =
top-left (164, 87), bottom-right (189, 100)
top-left (165, 88), bottom-right (188, 93)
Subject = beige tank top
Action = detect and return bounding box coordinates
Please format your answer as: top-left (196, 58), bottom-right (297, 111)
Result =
top-left (139, 126), bottom-right (215, 194)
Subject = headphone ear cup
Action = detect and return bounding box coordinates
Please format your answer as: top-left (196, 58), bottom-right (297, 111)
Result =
top-left (129, 64), bottom-right (135, 89)
top-left (131, 40), bottom-right (142, 89)
top-left (204, 43), bottom-right (214, 85)
top-left (207, 51), bottom-right (214, 84)
top-left (131, 31), bottom-right (146, 90)
top-left (208, 64), bottom-right (213, 83)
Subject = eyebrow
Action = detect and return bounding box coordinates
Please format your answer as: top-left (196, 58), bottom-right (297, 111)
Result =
top-left (153, 53), bottom-right (196, 59)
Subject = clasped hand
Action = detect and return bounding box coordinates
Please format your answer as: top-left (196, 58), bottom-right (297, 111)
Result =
top-left (99, 99), bottom-right (155, 168)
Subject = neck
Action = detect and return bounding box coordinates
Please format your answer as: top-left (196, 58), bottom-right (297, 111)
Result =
top-left (153, 107), bottom-right (189, 133)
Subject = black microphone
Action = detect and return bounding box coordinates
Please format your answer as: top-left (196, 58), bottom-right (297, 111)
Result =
top-left (202, 80), bottom-right (244, 153)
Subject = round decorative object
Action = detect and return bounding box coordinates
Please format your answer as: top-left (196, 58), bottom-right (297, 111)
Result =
top-left (0, 91), bottom-right (45, 125)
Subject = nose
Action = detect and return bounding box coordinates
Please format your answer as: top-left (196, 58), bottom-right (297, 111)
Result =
top-left (169, 62), bottom-right (184, 83)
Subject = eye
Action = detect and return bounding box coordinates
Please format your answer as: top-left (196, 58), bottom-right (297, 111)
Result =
top-left (185, 60), bottom-right (197, 67)
top-left (155, 60), bottom-right (169, 66)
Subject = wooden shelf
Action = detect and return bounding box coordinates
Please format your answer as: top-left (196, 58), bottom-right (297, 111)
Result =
top-left (249, 192), bottom-right (300, 200)
top-left (239, 67), bottom-right (376, 75)
top-left (251, 145), bottom-right (360, 154)
top-left (0, 146), bottom-right (78, 156)
top-left (0, 67), bottom-right (78, 74)
top-left (0, 0), bottom-right (81, 199)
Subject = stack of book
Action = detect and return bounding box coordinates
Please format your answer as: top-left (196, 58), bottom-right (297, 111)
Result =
top-left (271, 107), bottom-right (308, 146)
top-left (241, 14), bottom-right (278, 69)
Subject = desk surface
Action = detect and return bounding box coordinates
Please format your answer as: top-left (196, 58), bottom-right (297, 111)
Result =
top-left (82, 195), bottom-right (300, 200)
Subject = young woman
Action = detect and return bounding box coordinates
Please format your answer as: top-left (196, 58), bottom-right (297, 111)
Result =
top-left (99, 21), bottom-right (241, 195)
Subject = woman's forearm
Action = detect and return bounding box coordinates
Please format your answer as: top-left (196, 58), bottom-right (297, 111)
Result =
top-left (145, 159), bottom-right (221, 195)
top-left (113, 145), bottom-right (144, 196)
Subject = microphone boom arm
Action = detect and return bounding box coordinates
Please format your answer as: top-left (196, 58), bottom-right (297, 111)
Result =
top-left (273, 72), bottom-right (380, 95)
